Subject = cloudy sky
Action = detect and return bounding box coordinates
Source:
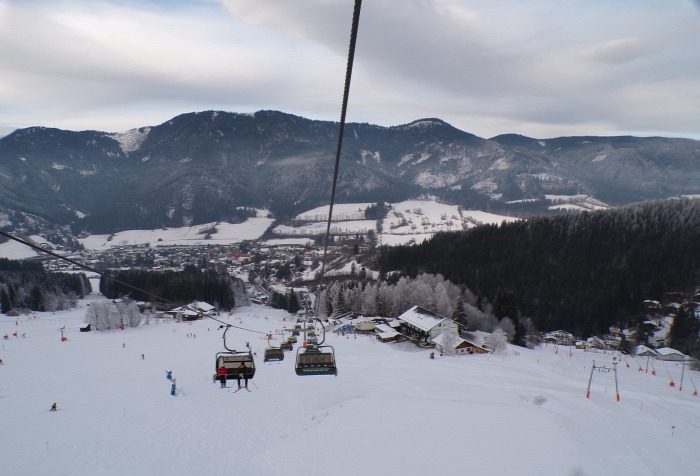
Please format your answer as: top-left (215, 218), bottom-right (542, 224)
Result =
top-left (1, 0), bottom-right (699, 140)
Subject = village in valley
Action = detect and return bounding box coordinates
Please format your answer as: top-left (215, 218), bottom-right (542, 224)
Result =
top-left (4, 198), bottom-right (698, 367)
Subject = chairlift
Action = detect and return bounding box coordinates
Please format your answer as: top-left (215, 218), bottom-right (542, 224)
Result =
top-left (295, 343), bottom-right (337, 376)
top-left (263, 335), bottom-right (284, 362)
top-left (264, 347), bottom-right (284, 362)
top-left (213, 325), bottom-right (256, 384)
top-left (280, 340), bottom-right (294, 351)
top-left (213, 351), bottom-right (256, 383)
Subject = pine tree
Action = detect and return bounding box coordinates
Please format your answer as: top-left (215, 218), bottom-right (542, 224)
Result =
top-left (668, 303), bottom-right (699, 355)
top-left (30, 286), bottom-right (44, 312)
top-left (1, 288), bottom-right (12, 314)
top-left (334, 286), bottom-right (349, 316)
top-left (451, 298), bottom-right (468, 328)
top-left (287, 289), bottom-right (300, 315)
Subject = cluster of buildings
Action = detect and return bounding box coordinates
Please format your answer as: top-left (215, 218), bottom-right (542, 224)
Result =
top-left (338, 306), bottom-right (492, 356)
top-left (544, 326), bottom-right (695, 363)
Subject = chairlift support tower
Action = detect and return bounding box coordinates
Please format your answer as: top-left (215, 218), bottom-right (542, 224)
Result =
top-left (586, 360), bottom-right (620, 401)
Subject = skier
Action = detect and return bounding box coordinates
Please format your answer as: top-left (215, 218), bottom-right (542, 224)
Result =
top-left (50, 402), bottom-right (58, 411)
top-left (165, 370), bottom-right (172, 380)
top-left (217, 365), bottom-right (228, 388)
top-left (236, 362), bottom-right (248, 388)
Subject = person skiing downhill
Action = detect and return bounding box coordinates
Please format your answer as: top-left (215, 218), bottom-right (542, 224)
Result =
top-left (50, 402), bottom-right (58, 411)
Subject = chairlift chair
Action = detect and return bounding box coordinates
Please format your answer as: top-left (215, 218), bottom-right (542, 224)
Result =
top-left (213, 351), bottom-right (256, 383)
top-left (295, 344), bottom-right (338, 376)
top-left (280, 340), bottom-right (294, 351)
top-left (264, 347), bottom-right (284, 362)
top-left (213, 324), bottom-right (256, 384)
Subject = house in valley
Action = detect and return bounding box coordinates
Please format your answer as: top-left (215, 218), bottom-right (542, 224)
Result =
top-left (544, 330), bottom-right (575, 346)
top-left (433, 330), bottom-right (489, 355)
top-left (397, 306), bottom-right (458, 345)
top-left (656, 347), bottom-right (686, 361)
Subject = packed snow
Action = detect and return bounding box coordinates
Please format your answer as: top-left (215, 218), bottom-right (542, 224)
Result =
top-left (1, 284), bottom-right (699, 476)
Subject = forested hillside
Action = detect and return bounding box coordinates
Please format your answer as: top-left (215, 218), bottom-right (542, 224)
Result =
top-left (0, 258), bottom-right (91, 313)
top-left (99, 268), bottom-right (248, 311)
top-left (379, 198), bottom-right (700, 337)
top-left (2, 111), bottom-right (698, 234)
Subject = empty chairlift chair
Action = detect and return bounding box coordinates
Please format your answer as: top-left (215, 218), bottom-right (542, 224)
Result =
top-left (264, 346), bottom-right (284, 362)
top-left (280, 340), bottom-right (294, 351)
top-left (295, 344), bottom-right (338, 376)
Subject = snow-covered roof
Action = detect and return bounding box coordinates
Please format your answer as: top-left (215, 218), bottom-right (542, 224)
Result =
top-left (397, 306), bottom-right (446, 332)
top-left (634, 345), bottom-right (658, 356)
top-left (166, 307), bottom-right (199, 317)
top-left (375, 323), bottom-right (396, 333)
top-left (461, 330), bottom-right (490, 348)
top-left (378, 330), bottom-right (400, 340)
top-left (192, 301), bottom-right (215, 312)
top-left (354, 321), bottom-right (376, 332)
top-left (656, 347), bottom-right (684, 356)
top-left (432, 332), bottom-right (465, 349)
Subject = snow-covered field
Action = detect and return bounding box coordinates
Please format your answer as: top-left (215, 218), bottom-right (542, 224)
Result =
top-left (275, 199), bottom-right (518, 244)
top-left (0, 199), bottom-right (519, 259)
top-left (79, 217), bottom-right (275, 250)
top-left (1, 287), bottom-right (699, 476)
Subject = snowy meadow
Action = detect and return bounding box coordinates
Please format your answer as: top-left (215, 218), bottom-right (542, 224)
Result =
top-left (1, 287), bottom-right (699, 476)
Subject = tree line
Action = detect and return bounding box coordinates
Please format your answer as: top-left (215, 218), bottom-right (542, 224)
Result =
top-left (378, 198), bottom-right (700, 338)
top-left (312, 272), bottom-right (534, 342)
top-left (99, 268), bottom-right (249, 311)
top-left (0, 258), bottom-right (90, 313)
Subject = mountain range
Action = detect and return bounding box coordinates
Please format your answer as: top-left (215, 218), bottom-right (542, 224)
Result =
top-left (1, 110), bottom-right (698, 236)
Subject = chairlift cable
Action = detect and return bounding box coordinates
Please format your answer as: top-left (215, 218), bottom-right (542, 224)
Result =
top-left (317, 0), bottom-right (363, 302)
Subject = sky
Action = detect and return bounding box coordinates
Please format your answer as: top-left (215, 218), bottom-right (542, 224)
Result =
top-left (1, 0), bottom-right (700, 140)
top-left (1, 287), bottom-right (699, 475)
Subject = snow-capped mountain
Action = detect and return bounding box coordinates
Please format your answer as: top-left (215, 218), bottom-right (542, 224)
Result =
top-left (0, 110), bottom-right (697, 235)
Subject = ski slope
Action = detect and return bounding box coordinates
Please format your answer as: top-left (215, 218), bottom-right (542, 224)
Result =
top-left (1, 289), bottom-right (699, 476)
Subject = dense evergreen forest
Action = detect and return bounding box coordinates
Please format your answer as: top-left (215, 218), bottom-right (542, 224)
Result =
top-left (0, 258), bottom-right (91, 313)
top-left (99, 268), bottom-right (248, 311)
top-left (379, 198), bottom-right (700, 337)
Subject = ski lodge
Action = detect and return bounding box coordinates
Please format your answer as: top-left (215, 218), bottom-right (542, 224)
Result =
top-left (397, 306), bottom-right (458, 345)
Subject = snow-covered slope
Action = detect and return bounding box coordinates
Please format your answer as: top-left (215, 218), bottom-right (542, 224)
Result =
top-left (274, 199), bottom-right (518, 246)
top-left (1, 290), bottom-right (699, 476)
